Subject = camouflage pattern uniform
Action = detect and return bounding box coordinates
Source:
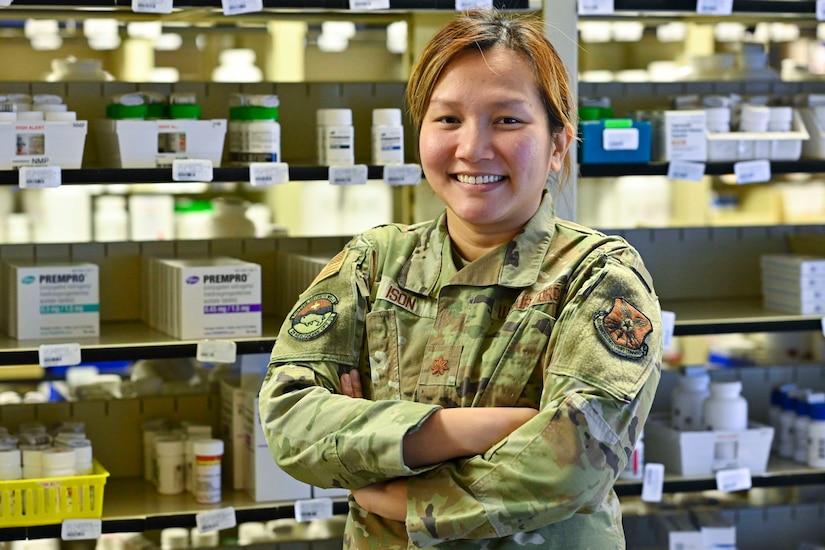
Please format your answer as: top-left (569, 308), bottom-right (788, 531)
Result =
top-left (259, 192), bottom-right (662, 549)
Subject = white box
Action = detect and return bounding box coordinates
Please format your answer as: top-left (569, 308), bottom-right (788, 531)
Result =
top-left (220, 379), bottom-right (247, 491)
top-left (664, 110), bottom-right (708, 161)
top-left (243, 393), bottom-right (312, 502)
top-left (706, 109), bottom-right (808, 162)
top-left (691, 509), bottom-right (736, 549)
top-left (0, 120), bottom-right (87, 169)
top-left (2, 261), bottom-right (100, 340)
top-left (93, 119), bottom-right (227, 168)
top-left (656, 513), bottom-right (704, 550)
top-left (645, 413), bottom-right (774, 476)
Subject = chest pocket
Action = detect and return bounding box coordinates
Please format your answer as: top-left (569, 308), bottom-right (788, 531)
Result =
top-left (475, 309), bottom-right (554, 408)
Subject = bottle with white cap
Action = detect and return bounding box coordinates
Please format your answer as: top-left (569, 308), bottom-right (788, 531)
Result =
top-left (371, 108), bottom-right (404, 165)
top-left (703, 380), bottom-right (748, 462)
top-left (193, 438), bottom-right (224, 504)
top-left (190, 527), bottom-right (219, 548)
top-left (318, 108), bottom-right (354, 166)
top-left (160, 527), bottom-right (190, 549)
top-left (670, 368), bottom-right (711, 431)
top-left (0, 446), bottom-right (22, 482)
top-left (808, 402), bottom-right (825, 468)
top-left (154, 436), bottom-right (185, 495)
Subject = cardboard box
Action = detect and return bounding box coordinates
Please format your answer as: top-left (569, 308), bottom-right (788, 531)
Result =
top-left (655, 512), bottom-right (704, 550)
top-left (645, 413), bottom-right (774, 476)
top-left (220, 379), bottom-right (247, 491)
top-left (691, 509), bottom-right (737, 549)
top-left (0, 120), bottom-right (87, 169)
top-left (93, 119), bottom-right (226, 168)
top-left (243, 393), bottom-right (312, 502)
top-left (579, 119), bottom-right (652, 164)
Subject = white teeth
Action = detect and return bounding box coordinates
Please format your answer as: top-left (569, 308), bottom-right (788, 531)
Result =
top-left (456, 174), bottom-right (503, 184)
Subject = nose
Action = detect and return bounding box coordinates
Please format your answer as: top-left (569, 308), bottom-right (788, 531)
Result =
top-left (455, 120), bottom-right (494, 162)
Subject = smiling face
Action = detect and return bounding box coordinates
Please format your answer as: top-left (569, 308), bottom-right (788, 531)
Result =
top-left (419, 46), bottom-right (571, 246)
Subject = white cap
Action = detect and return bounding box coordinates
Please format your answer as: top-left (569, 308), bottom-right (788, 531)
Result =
top-left (0, 112), bottom-right (16, 121)
top-left (45, 111), bottom-right (77, 122)
top-left (0, 448), bottom-right (21, 466)
top-left (190, 527), bottom-right (219, 547)
top-left (17, 111), bottom-right (44, 121)
top-left (155, 437), bottom-right (185, 457)
top-left (320, 108), bottom-right (352, 126)
top-left (372, 108), bottom-right (402, 126)
top-left (238, 522), bottom-right (270, 545)
top-left (34, 103), bottom-right (67, 113)
top-left (193, 438), bottom-right (224, 457)
top-left (160, 527), bottom-right (190, 549)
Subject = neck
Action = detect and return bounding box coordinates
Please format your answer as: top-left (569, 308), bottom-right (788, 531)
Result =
top-left (446, 214), bottom-right (519, 262)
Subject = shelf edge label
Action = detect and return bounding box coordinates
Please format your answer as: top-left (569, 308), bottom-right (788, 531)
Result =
top-left (39, 343), bottom-right (82, 368)
top-left (295, 497), bottom-right (333, 522)
top-left (62, 519), bottom-right (102, 540)
top-left (197, 506), bottom-right (237, 533)
top-left (197, 339), bottom-right (237, 364)
top-left (640, 462), bottom-right (664, 503)
top-left (19, 166), bottom-right (61, 189)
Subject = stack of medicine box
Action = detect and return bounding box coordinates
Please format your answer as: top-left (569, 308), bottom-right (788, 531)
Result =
top-left (761, 254), bottom-right (825, 315)
top-left (0, 260), bottom-right (100, 340)
top-left (141, 256), bottom-right (262, 339)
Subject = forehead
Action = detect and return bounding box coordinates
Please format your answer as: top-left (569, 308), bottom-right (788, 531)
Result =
top-left (429, 46), bottom-right (540, 102)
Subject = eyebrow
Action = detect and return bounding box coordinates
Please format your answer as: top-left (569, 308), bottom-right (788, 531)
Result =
top-left (428, 97), bottom-right (530, 109)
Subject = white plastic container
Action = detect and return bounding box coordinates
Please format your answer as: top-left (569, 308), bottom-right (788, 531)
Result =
top-left (318, 108), bottom-right (354, 166)
top-left (190, 527), bottom-right (219, 548)
top-left (371, 108), bottom-right (404, 165)
top-left (671, 370), bottom-right (711, 431)
top-left (155, 437), bottom-right (185, 495)
top-left (779, 389), bottom-right (809, 459)
top-left (704, 380), bottom-right (748, 461)
top-left (0, 448), bottom-right (22, 481)
top-left (94, 195), bottom-right (129, 242)
top-left (808, 402), bottom-right (825, 468)
top-left (160, 527), bottom-right (190, 549)
top-left (41, 447), bottom-right (76, 478)
top-left (769, 383), bottom-right (797, 452)
top-left (193, 439), bottom-right (224, 504)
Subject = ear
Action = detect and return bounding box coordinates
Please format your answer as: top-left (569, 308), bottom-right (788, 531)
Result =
top-left (548, 123), bottom-right (574, 173)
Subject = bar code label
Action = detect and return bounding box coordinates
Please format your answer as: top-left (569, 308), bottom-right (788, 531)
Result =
top-left (172, 159), bottom-right (213, 182)
top-left (196, 507), bottom-right (236, 533)
top-left (667, 161), bottom-right (705, 182)
top-left (250, 162), bottom-right (289, 187)
top-left (696, 0), bottom-right (733, 15)
top-left (329, 165), bottom-right (368, 186)
top-left (734, 159), bottom-right (771, 185)
top-left (456, 0), bottom-right (492, 9)
top-left (39, 343), bottom-right (82, 367)
top-left (19, 166), bottom-right (61, 189)
top-left (295, 498), bottom-right (333, 522)
top-left (350, 0), bottom-right (389, 8)
top-left (221, 0), bottom-right (262, 15)
top-left (818, 0), bottom-right (825, 21)
top-left (131, 0), bottom-right (173, 13)
top-left (196, 340), bottom-right (237, 364)
top-left (62, 519), bottom-right (102, 540)
top-left (577, 0), bottom-right (614, 15)
top-left (383, 164), bottom-right (422, 186)
top-left (716, 468), bottom-right (752, 493)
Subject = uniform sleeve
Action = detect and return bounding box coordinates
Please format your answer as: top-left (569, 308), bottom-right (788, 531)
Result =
top-left (404, 249), bottom-right (663, 546)
top-left (258, 237), bottom-right (442, 490)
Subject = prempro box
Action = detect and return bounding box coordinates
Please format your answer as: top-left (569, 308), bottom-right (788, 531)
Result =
top-left (1, 261), bottom-right (99, 340)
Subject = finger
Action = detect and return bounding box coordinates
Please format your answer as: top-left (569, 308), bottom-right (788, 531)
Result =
top-left (340, 372), bottom-right (354, 397)
top-left (348, 368), bottom-right (363, 398)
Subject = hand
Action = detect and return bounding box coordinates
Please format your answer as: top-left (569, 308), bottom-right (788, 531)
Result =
top-left (340, 367), bottom-right (363, 398)
top-left (351, 479), bottom-right (408, 522)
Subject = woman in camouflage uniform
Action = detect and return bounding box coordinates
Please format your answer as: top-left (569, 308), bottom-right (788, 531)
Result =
top-left (259, 9), bottom-right (661, 549)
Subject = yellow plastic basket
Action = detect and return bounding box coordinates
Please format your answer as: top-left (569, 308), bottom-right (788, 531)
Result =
top-left (0, 460), bottom-right (110, 527)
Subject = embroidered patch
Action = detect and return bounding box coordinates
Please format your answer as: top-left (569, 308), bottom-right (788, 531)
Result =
top-left (288, 292), bottom-right (339, 341)
top-left (431, 357), bottom-right (449, 376)
top-left (309, 249), bottom-right (346, 289)
top-left (593, 297), bottom-right (652, 359)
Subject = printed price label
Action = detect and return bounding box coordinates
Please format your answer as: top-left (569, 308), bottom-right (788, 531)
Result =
top-left (221, 0), bottom-right (262, 15)
top-left (667, 161), bottom-right (706, 182)
top-left (61, 519), bottom-right (102, 540)
top-left (350, 0), bottom-right (390, 8)
top-left (456, 0), bottom-right (493, 9)
top-left (734, 159), bottom-right (771, 185)
top-left (131, 0), bottom-right (173, 14)
top-left (640, 463), bottom-right (665, 503)
top-left (577, 0), bottom-right (614, 15)
top-left (716, 467), bottom-right (752, 493)
top-left (602, 128), bottom-right (639, 151)
top-left (172, 159), bottom-right (213, 182)
top-left (19, 166), bottom-right (61, 188)
top-left (661, 310), bottom-right (676, 353)
top-left (39, 343), bottom-right (82, 368)
top-left (197, 340), bottom-right (237, 364)
top-left (696, 0), bottom-right (733, 15)
top-left (818, 0), bottom-right (825, 21)
top-left (294, 498), bottom-right (334, 522)
top-left (250, 162), bottom-right (290, 186)
top-left (196, 507), bottom-right (237, 533)
top-left (329, 165), bottom-right (368, 186)
top-left (383, 164), bottom-right (422, 186)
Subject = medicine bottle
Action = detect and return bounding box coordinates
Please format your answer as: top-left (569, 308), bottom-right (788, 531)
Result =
top-left (670, 370), bottom-right (710, 431)
top-left (160, 527), bottom-right (190, 549)
top-left (190, 527), bottom-right (219, 548)
top-left (42, 447), bottom-right (76, 478)
top-left (94, 195), bottom-right (129, 242)
top-left (371, 108), bottom-right (404, 165)
top-left (193, 438), bottom-right (224, 504)
top-left (808, 402), bottom-right (825, 468)
top-left (779, 389), bottom-right (809, 459)
top-left (703, 380), bottom-right (748, 431)
top-left (208, 197), bottom-right (256, 239)
top-left (794, 394), bottom-right (824, 463)
top-left (318, 108), bottom-right (354, 166)
top-left (155, 437), bottom-right (185, 495)
top-left (0, 447), bottom-right (22, 482)
top-left (769, 383), bottom-right (796, 452)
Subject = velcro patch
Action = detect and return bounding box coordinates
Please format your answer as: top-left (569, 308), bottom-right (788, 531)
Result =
top-left (593, 297), bottom-right (652, 359)
top-left (288, 292), bottom-right (339, 341)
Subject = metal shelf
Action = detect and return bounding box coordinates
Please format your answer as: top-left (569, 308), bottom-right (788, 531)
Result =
top-left (666, 298), bottom-right (825, 336)
top-left (602, 0), bottom-right (817, 15)
top-left (0, 0), bottom-right (530, 9)
top-left (579, 160), bottom-right (825, 178)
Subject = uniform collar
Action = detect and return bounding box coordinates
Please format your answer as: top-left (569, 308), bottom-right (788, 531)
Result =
top-left (399, 192), bottom-right (557, 295)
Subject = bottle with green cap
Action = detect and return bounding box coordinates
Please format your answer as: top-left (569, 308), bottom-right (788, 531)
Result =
top-left (228, 94), bottom-right (280, 166)
top-left (107, 93), bottom-right (148, 120)
top-left (164, 93), bottom-right (202, 153)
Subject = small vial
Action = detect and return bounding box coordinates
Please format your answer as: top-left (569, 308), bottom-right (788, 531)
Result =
top-left (193, 439), bottom-right (224, 504)
top-left (155, 436), bottom-right (185, 495)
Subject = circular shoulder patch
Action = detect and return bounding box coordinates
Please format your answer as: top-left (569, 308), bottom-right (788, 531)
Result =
top-left (593, 297), bottom-right (652, 359)
top-left (288, 292), bottom-right (339, 341)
